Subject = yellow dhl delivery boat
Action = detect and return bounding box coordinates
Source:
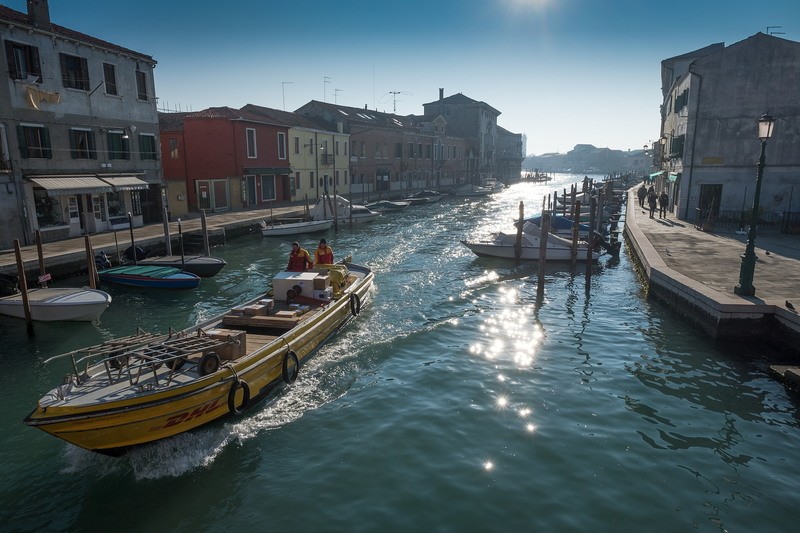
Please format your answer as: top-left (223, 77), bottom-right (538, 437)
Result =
top-left (24, 259), bottom-right (373, 455)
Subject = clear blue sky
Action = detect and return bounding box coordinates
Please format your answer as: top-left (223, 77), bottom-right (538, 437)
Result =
top-left (7, 0), bottom-right (799, 155)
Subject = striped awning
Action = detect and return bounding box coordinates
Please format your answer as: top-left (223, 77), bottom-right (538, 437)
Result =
top-left (100, 176), bottom-right (150, 191)
top-left (28, 176), bottom-right (113, 195)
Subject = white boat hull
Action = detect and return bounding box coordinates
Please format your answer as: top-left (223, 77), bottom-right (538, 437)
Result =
top-left (0, 287), bottom-right (112, 322)
top-left (461, 241), bottom-right (599, 261)
top-left (261, 219), bottom-right (333, 236)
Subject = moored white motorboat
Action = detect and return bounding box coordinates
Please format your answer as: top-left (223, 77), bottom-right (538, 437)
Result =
top-left (365, 199), bottom-right (410, 211)
top-left (461, 221), bottom-right (600, 261)
top-left (260, 218), bottom-right (334, 236)
top-left (403, 190), bottom-right (445, 205)
top-left (310, 195), bottom-right (381, 223)
top-left (0, 287), bottom-right (111, 322)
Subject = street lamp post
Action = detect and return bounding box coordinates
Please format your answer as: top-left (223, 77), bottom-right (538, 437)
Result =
top-left (734, 113), bottom-right (775, 297)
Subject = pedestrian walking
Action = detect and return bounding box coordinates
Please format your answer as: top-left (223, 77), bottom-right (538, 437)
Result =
top-left (637, 184), bottom-right (647, 207)
top-left (647, 189), bottom-right (658, 219)
top-left (658, 190), bottom-right (669, 219)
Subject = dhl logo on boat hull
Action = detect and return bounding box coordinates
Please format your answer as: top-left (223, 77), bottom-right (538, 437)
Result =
top-left (159, 398), bottom-right (224, 429)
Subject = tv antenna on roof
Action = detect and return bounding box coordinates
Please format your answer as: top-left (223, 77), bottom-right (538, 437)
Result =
top-left (766, 26), bottom-right (785, 35)
top-left (383, 91), bottom-right (413, 113)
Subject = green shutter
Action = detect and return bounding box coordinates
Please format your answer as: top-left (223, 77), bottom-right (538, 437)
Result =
top-left (17, 125), bottom-right (28, 158)
top-left (42, 127), bottom-right (52, 158)
top-left (69, 130), bottom-right (77, 159)
top-left (89, 131), bottom-right (97, 159)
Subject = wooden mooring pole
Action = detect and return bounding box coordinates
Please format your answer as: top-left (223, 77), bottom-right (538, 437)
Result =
top-left (537, 196), bottom-right (549, 299)
top-left (13, 239), bottom-right (33, 334)
top-left (514, 201), bottom-right (524, 263)
top-left (201, 209), bottom-right (210, 256)
top-left (35, 230), bottom-right (48, 288)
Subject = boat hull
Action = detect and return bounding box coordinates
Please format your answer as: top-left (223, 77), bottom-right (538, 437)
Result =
top-left (0, 288), bottom-right (111, 322)
top-left (261, 219), bottom-right (333, 236)
top-left (135, 256), bottom-right (226, 278)
top-left (461, 241), bottom-right (599, 261)
top-left (24, 263), bottom-right (374, 454)
top-left (98, 266), bottom-right (201, 289)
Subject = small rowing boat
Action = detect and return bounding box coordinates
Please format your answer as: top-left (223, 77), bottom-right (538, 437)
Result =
top-left (0, 287), bottom-right (111, 322)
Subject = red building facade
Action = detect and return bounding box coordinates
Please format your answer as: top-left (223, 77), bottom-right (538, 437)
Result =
top-left (159, 107), bottom-right (291, 213)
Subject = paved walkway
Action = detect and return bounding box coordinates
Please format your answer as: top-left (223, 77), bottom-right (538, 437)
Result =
top-left (0, 205), bottom-right (304, 275)
top-left (626, 192), bottom-right (800, 310)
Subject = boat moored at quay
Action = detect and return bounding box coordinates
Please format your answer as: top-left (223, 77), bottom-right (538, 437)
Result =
top-left (24, 259), bottom-right (374, 455)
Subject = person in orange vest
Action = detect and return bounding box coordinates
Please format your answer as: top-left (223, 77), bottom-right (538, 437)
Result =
top-left (286, 241), bottom-right (313, 271)
top-left (314, 238), bottom-right (334, 265)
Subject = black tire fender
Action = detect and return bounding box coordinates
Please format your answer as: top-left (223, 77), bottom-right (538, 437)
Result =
top-left (227, 377), bottom-right (250, 415)
top-left (282, 349), bottom-right (299, 384)
top-left (350, 292), bottom-right (361, 316)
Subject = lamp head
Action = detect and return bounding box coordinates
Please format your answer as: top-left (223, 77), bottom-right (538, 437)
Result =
top-left (758, 113), bottom-right (775, 141)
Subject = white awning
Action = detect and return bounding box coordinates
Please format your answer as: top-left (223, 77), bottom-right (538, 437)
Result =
top-left (100, 176), bottom-right (150, 191)
top-left (28, 176), bottom-right (113, 195)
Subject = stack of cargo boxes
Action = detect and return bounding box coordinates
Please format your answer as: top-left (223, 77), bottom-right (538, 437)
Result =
top-left (313, 272), bottom-right (332, 301)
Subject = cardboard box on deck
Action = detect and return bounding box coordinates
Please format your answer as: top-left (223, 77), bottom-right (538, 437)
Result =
top-left (243, 304), bottom-right (268, 316)
top-left (314, 287), bottom-right (333, 301)
top-left (205, 328), bottom-right (247, 360)
top-left (313, 274), bottom-right (330, 290)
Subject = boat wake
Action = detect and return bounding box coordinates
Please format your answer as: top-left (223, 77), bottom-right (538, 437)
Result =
top-left (58, 327), bottom-right (377, 480)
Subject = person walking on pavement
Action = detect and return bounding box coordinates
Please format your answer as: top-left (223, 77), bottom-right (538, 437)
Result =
top-left (637, 183), bottom-right (647, 207)
top-left (647, 188), bottom-right (658, 219)
top-left (658, 190), bottom-right (669, 219)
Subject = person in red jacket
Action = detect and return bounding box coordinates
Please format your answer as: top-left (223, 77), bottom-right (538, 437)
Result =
top-left (286, 241), bottom-right (313, 271)
top-left (314, 238), bottom-right (334, 265)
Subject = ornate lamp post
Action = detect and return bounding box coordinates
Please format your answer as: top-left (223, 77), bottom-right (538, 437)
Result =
top-left (734, 113), bottom-right (775, 296)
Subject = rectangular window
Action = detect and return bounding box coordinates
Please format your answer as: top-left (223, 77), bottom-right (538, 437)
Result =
top-left (335, 140), bottom-right (340, 156)
top-left (136, 70), bottom-right (148, 100)
top-left (278, 132), bottom-right (286, 159)
top-left (293, 136), bottom-right (300, 154)
top-left (169, 138), bottom-right (179, 159)
top-left (103, 63), bottom-right (118, 95)
top-left (395, 143), bottom-right (402, 158)
top-left (295, 171), bottom-right (301, 191)
top-left (59, 53), bottom-right (89, 90)
top-left (93, 195), bottom-right (107, 222)
top-left (335, 170), bottom-right (340, 186)
top-left (309, 171), bottom-right (314, 189)
top-left (107, 191), bottom-right (125, 217)
top-left (344, 170), bottom-right (348, 185)
top-left (69, 128), bottom-right (96, 159)
top-left (260, 175), bottom-right (276, 201)
top-left (17, 124), bottom-right (51, 158)
top-left (4, 40), bottom-right (41, 82)
top-left (107, 131), bottom-right (130, 160)
top-left (309, 138), bottom-right (314, 155)
top-left (246, 128), bottom-right (257, 158)
top-left (33, 189), bottom-right (63, 227)
top-left (360, 142), bottom-right (365, 157)
top-left (131, 191), bottom-right (142, 216)
top-left (139, 134), bottom-right (158, 160)
top-left (408, 142), bottom-right (414, 158)
top-left (344, 141), bottom-right (348, 156)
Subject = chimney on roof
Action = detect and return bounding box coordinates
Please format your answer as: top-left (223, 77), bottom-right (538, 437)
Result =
top-left (27, 0), bottom-right (51, 29)
top-left (364, 104), bottom-right (367, 110)
top-left (439, 88), bottom-right (444, 101)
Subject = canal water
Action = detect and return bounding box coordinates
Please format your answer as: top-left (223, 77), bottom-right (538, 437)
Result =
top-left (1, 174), bottom-right (799, 532)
